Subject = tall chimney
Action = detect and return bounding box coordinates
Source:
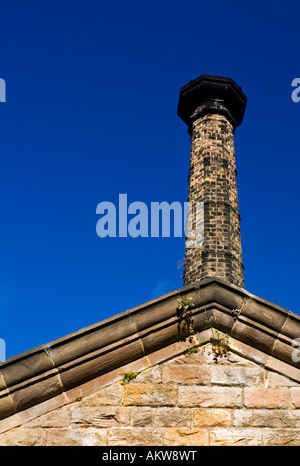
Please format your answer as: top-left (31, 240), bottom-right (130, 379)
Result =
top-left (177, 75), bottom-right (247, 288)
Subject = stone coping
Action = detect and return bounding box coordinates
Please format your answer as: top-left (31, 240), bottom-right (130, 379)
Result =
top-left (0, 278), bottom-right (299, 424)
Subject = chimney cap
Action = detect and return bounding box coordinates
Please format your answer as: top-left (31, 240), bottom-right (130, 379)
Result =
top-left (177, 74), bottom-right (247, 128)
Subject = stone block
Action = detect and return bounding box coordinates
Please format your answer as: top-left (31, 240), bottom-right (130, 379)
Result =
top-left (162, 364), bottom-right (210, 385)
top-left (193, 409), bottom-right (232, 427)
top-left (45, 427), bottom-right (108, 446)
top-left (163, 428), bottom-right (209, 446)
top-left (233, 409), bottom-right (300, 428)
top-left (81, 383), bottom-right (123, 406)
top-left (26, 409), bottom-right (70, 428)
top-left (130, 407), bottom-right (153, 427)
top-left (210, 365), bottom-right (265, 386)
top-left (0, 427), bottom-right (46, 446)
top-left (267, 372), bottom-right (298, 388)
top-left (70, 406), bottom-right (129, 428)
top-left (108, 427), bottom-right (162, 446)
top-left (262, 428), bottom-right (300, 446)
top-left (209, 427), bottom-right (262, 446)
top-left (154, 408), bottom-right (192, 427)
top-left (123, 384), bottom-right (177, 407)
top-left (178, 386), bottom-right (242, 408)
top-left (290, 388), bottom-right (300, 408)
top-left (243, 388), bottom-right (290, 409)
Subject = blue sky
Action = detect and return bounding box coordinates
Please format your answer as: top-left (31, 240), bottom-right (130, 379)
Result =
top-left (0, 0), bottom-right (299, 358)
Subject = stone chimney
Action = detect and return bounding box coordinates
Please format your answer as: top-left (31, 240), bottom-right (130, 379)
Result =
top-left (177, 75), bottom-right (247, 288)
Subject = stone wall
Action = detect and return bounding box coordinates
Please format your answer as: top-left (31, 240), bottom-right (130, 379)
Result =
top-left (1, 339), bottom-right (300, 446)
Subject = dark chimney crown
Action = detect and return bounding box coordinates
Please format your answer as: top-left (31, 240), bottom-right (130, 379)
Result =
top-left (177, 74), bottom-right (247, 128)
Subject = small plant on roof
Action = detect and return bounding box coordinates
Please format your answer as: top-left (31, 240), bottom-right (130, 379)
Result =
top-left (210, 329), bottom-right (230, 362)
top-left (184, 346), bottom-right (199, 354)
top-left (177, 296), bottom-right (195, 341)
top-left (177, 296), bottom-right (194, 315)
top-left (121, 370), bottom-right (141, 385)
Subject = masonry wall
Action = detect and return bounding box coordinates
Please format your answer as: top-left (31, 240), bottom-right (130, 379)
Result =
top-left (1, 339), bottom-right (300, 446)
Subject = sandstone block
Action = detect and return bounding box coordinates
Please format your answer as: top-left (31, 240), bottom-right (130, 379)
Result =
top-left (178, 386), bottom-right (242, 408)
top-left (124, 384), bottom-right (177, 406)
top-left (154, 408), bottom-right (192, 427)
top-left (262, 428), bottom-right (300, 446)
top-left (210, 365), bottom-right (265, 386)
top-left (193, 409), bottom-right (231, 427)
top-left (81, 383), bottom-right (123, 406)
top-left (233, 409), bottom-right (300, 428)
top-left (26, 409), bottom-right (70, 428)
top-left (210, 427), bottom-right (262, 446)
top-left (45, 427), bottom-right (107, 446)
top-left (162, 364), bottom-right (210, 385)
top-left (267, 372), bottom-right (298, 388)
top-left (163, 428), bottom-right (209, 446)
top-left (133, 367), bottom-right (161, 384)
top-left (108, 427), bottom-right (162, 446)
top-left (71, 406), bottom-right (129, 428)
top-left (291, 388), bottom-right (300, 408)
top-left (244, 388), bottom-right (290, 409)
top-left (130, 407), bottom-right (153, 427)
top-left (0, 427), bottom-right (46, 446)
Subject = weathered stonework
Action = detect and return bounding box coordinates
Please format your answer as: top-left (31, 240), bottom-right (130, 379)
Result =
top-left (178, 75), bottom-right (246, 288)
top-left (1, 338), bottom-right (299, 446)
top-left (184, 114), bottom-right (244, 287)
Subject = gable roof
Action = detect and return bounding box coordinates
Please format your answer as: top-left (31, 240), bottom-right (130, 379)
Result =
top-left (0, 278), bottom-right (299, 431)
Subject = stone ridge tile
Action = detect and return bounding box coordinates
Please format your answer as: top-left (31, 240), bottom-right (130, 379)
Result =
top-left (128, 296), bottom-right (179, 333)
top-left (11, 371), bottom-right (64, 413)
top-left (243, 298), bottom-right (288, 333)
top-left (272, 338), bottom-right (300, 369)
top-left (0, 372), bottom-right (7, 392)
top-left (0, 393), bottom-right (15, 421)
top-left (59, 338), bottom-right (145, 391)
top-left (231, 318), bottom-right (277, 356)
top-left (265, 356), bottom-right (300, 384)
top-left (1, 349), bottom-right (54, 388)
top-left (281, 313), bottom-right (300, 340)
